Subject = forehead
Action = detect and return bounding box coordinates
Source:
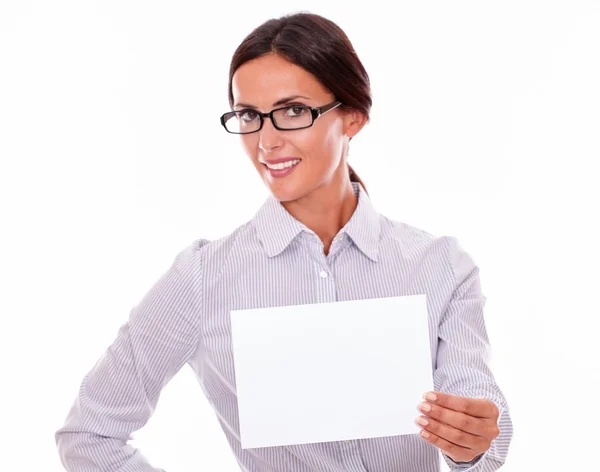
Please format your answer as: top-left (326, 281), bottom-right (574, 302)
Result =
top-left (232, 53), bottom-right (331, 105)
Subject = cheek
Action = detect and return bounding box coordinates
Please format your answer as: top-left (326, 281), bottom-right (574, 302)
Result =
top-left (302, 123), bottom-right (344, 163)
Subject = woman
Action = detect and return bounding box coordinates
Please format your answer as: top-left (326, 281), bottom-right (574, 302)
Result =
top-left (56, 12), bottom-right (512, 472)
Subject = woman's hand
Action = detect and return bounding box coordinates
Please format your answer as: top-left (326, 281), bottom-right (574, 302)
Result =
top-left (415, 392), bottom-right (500, 463)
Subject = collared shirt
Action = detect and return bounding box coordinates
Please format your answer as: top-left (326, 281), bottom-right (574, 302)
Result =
top-left (55, 183), bottom-right (513, 472)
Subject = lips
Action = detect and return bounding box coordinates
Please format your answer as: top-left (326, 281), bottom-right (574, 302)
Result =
top-left (260, 157), bottom-right (301, 179)
top-left (261, 157), bottom-right (300, 165)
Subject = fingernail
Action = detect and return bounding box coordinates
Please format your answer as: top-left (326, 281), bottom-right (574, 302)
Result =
top-left (421, 430), bottom-right (430, 438)
top-left (416, 417), bottom-right (429, 426)
top-left (425, 392), bottom-right (437, 402)
top-left (419, 402), bottom-right (431, 412)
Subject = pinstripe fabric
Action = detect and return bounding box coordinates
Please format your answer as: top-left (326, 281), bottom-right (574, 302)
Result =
top-left (55, 183), bottom-right (512, 472)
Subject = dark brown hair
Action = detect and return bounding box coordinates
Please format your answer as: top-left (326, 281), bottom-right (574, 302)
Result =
top-left (228, 12), bottom-right (372, 192)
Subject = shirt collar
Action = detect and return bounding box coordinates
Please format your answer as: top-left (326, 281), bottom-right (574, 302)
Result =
top-left (344, 182), bottom-right (381, 262)
top-left (253, 182), bottom-right (381, 261)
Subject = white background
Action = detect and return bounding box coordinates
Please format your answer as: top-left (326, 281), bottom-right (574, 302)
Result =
top-left (1, 1), bottom-right (599, 471)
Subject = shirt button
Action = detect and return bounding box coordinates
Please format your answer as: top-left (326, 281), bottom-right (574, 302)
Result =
top-left (319, 270), bottom-right (329, 278)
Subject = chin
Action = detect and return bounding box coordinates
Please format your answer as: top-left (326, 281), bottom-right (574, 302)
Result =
top-left (264, 179), bottom-right (310, 203)
top-left (267, 187), bottom-right (302, 203)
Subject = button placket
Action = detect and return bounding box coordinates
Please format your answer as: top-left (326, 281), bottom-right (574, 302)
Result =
top-left (314, 261), bottom-right (335, 303)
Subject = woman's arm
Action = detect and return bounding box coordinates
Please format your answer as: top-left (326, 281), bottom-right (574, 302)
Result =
top-left (429, 237), bottom-right (513, 471)
top-left (55, 240), bottom-right (208, 472)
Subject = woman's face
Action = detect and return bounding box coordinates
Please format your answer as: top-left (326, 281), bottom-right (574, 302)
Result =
top-left (231, 53), bottom-right (364, 202)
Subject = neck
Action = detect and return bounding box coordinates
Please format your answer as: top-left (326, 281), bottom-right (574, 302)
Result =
top-left (282, 172), bottom-right (358, 255)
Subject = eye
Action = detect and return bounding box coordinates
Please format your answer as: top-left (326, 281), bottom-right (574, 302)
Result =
top-left (285, 106), bottom-right (308, 117)
top-left (240, 110), bottom-right (259, 122)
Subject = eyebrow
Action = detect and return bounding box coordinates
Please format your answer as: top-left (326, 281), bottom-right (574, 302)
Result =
top-left (233, 95), bottom-right (311, 109)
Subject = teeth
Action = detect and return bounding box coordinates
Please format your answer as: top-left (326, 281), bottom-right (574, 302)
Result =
top-left (265, 159), bottom-right (300, 170)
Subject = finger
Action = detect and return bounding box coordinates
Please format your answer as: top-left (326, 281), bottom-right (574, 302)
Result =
top-left (418, 401), bottom-right (489, 436)
top-left (418, 429), bottom-right (480, 463)
top-left (423, 392), bottom-right (497, 419)
top-left (416, 415), bottom-right (489, 451)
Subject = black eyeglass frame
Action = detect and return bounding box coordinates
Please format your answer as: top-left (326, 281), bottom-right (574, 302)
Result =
top-left (220, 100), bottom-right (343, 134)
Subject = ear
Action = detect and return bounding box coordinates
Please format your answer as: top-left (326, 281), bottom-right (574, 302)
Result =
top-left (342, 108), bottom-right (368, 139)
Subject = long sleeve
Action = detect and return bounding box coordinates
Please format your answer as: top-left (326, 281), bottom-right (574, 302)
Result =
top-left (433, 237), bottom-right (513, 472)
top-left (55, 240), bottom-right (207, 472)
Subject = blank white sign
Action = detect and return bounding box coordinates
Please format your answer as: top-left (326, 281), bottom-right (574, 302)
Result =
top-left (230, 295), bottom-right (434, 449)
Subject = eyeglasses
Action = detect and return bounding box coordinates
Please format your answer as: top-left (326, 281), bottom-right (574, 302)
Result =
top-left (220, 100), bottom-right (342, 134)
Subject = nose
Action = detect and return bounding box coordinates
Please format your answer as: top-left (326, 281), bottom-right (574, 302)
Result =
top-left (258, 117), bottom-right (284, 153)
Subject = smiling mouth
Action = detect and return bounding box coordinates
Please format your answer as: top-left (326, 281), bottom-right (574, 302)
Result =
top-left (261, 159), bottom-right (301, 178)
top-left (263, 159), bottom-right (301, 170)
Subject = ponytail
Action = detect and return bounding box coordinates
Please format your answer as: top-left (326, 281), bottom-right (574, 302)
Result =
top-left (348, 164), bottom-right (368, 195)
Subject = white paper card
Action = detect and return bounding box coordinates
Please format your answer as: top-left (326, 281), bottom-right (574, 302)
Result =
top-left (230, 295), bottom-right (433, 449)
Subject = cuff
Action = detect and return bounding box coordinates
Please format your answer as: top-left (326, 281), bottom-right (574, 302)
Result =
top-left (444, 452), bottom-right (486, 470)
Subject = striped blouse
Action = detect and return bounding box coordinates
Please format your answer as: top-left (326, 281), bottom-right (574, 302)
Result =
top-left (55, 182), bottom-right (513, 471)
